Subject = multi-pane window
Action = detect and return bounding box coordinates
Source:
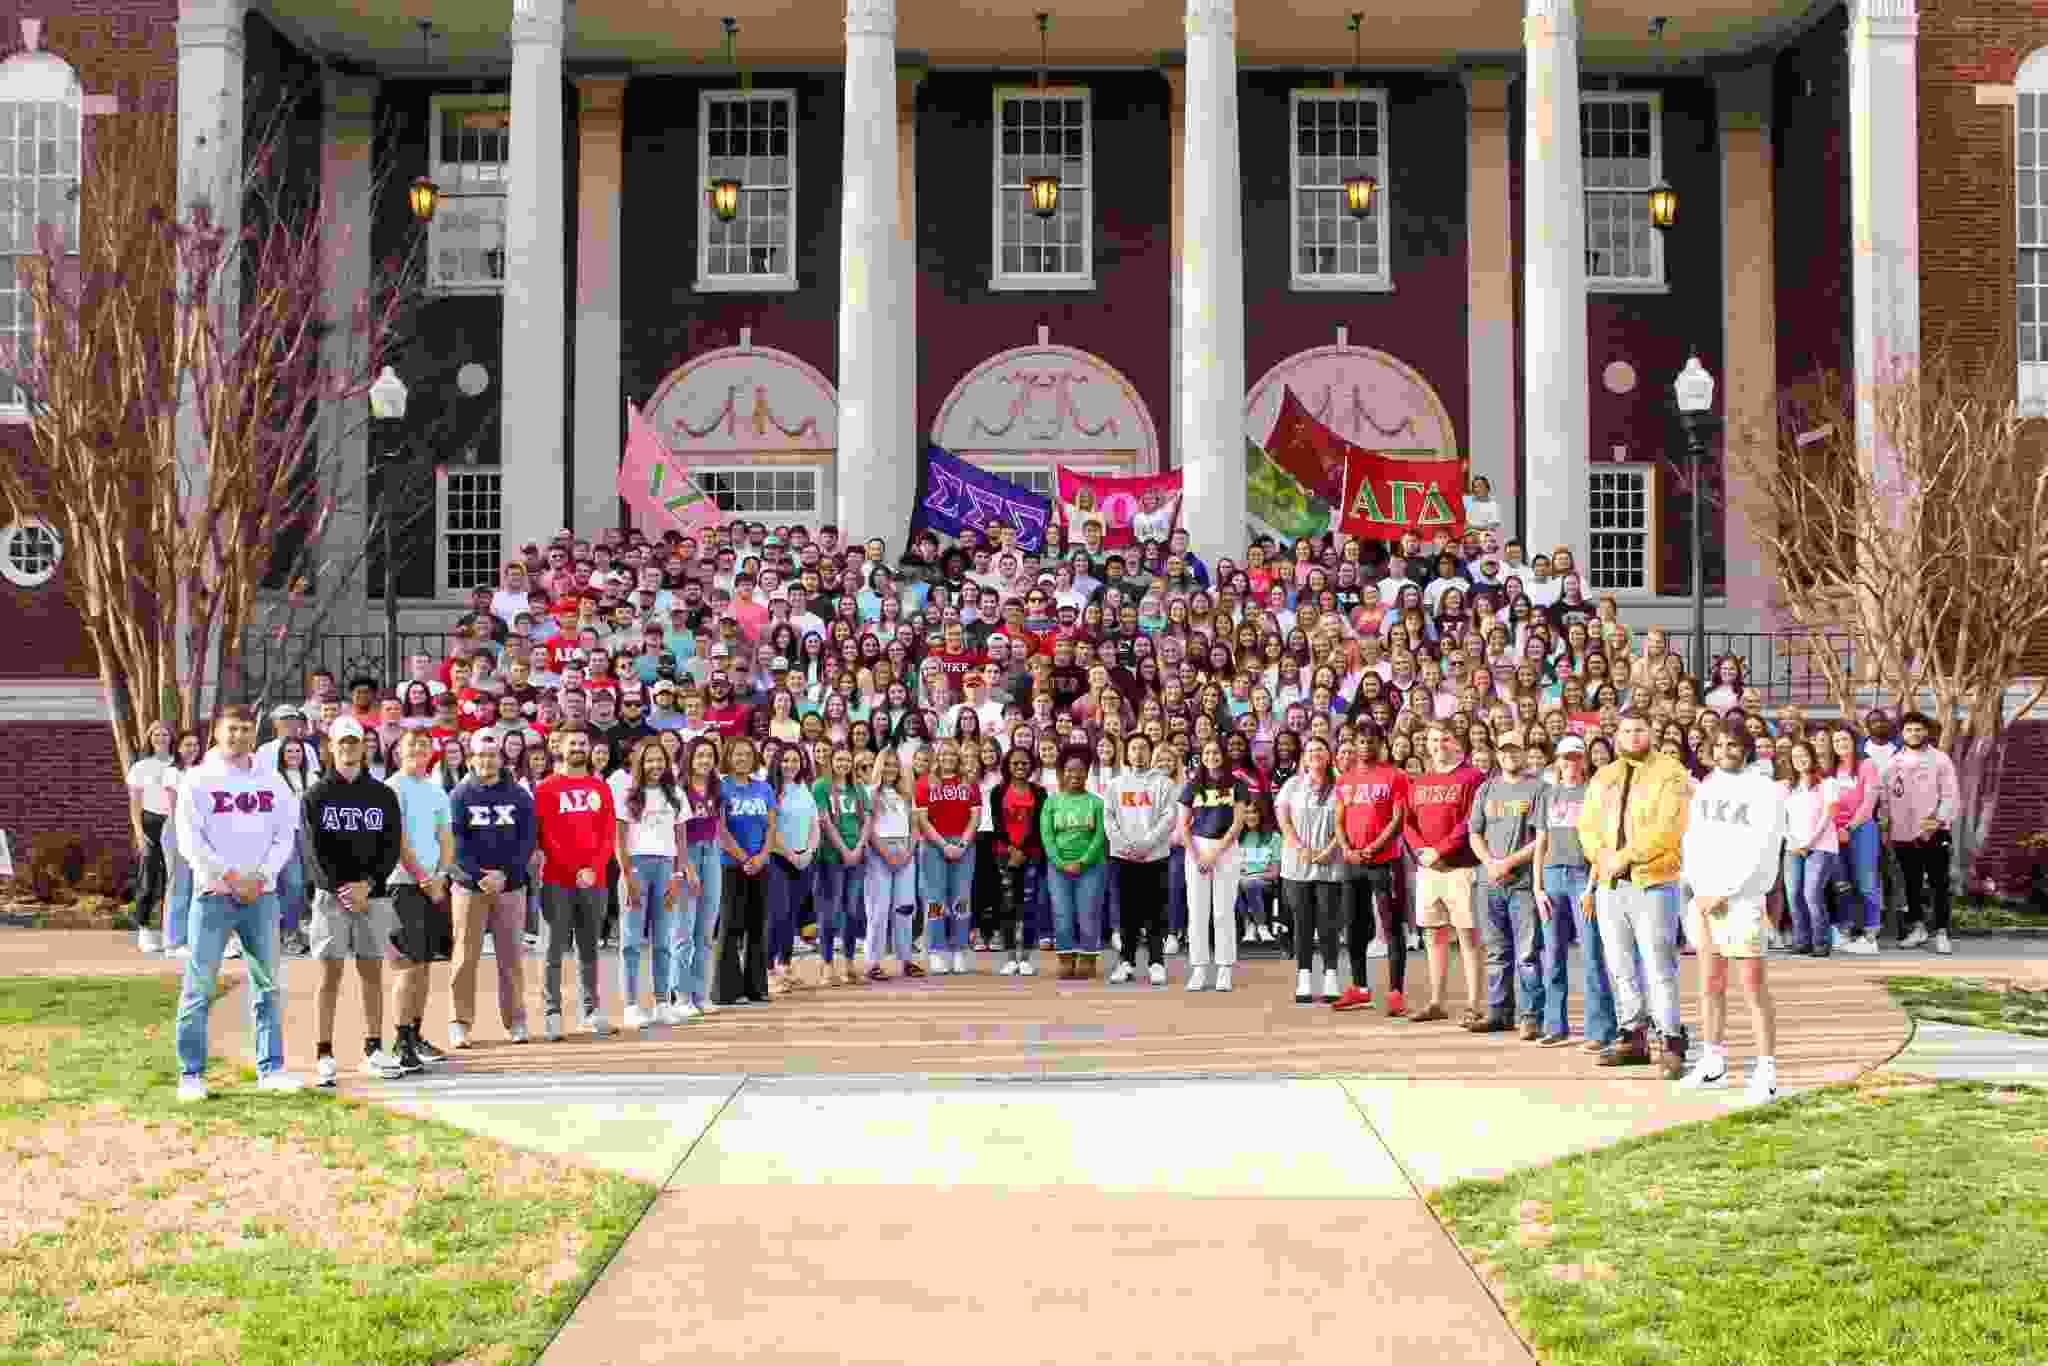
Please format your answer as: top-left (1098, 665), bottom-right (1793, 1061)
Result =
top-left (985, 467), bottom-right (1058, 499)
top-left (1581, 93), bottom-right (1663, 288)
top-left (0, 91), bottom-right (80, 408)
top-left (1588, 468), bottom-right (1652, 593)
top-left (696, 467), bottom-right (818, 518)
top-left (2020, 81), bottom-right (2048, 411)
top-left (993, 91), bottom-right (1091, 286)
top-left (0, 518), bottom-right (59, 588)
top-left (427, 96), bottom-right (510, 294)
top-left (1290, 90), bottom-right (1389, 288)
top-left (441, 470), bottom-right (502, 592)
top-left (699, 91), bottom-right (797, 287)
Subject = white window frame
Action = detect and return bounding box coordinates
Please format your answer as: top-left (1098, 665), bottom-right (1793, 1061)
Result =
top-left (2018, 53), bottom-right (2048, 415)
top-left (434, 466), bottom-right (504, 595)
top-left (990, 86), bottom-right (1095, 292)
top-left (0, 516), bottom-right (60, 588)
top-left (426, 94), bottom-right (510, 296)
top-left (1581, 90), bottom-right (1667, 294)
top-left (975, 462), bottom-right (1120, 502)
top-left (1288, 88), bottom-right (1392, 292)
top-left (1586, 463), bottom-right (1661, 595)
top-left (0, 57), bottom-right (82, 417)
top-left (693, 464), bottom-right (822, 525)
top-left (695, 89), bottom-right (799, 293)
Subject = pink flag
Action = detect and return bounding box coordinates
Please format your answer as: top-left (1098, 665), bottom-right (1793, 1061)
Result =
top-left (619, 400), bottom-right (722, 538)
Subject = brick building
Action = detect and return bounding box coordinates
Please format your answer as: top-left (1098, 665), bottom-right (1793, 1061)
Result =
top-left (0, 0), bottom-right (2042, 855)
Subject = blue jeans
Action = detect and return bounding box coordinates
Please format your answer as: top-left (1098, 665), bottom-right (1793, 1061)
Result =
top-left (1481, 881), bottom-right (1544, 1025)
top-left (276, 843), bottom-right (307, 938)
top-left (1540, 865), bottom-right (1612, 1043)
top-left (1783, 847), bottom-right (1838, 949)
top-left (1841, 821), bottom-right (1882, 933)
top-left (175, 892), bottom-right (285, 1079)
top-left (621, 854), bottom-right (675, 1005)
top-left (765, 857), bottom-right (813, 967)
top-left (864, 842), bottom-right (917, 962)
top-left (917, 842), bottom-right (976, 952)
top-left (812, 859), bottom-right (865, 962)
top-left (162, 818), bottom-right (194, 950)
top-left (673, 842), bottom-right (721, 1005)
top-left (1596, 879), bottom-right (1683, 1038)
top-left (1047, 859), bottom-right (1109, 952)
top-left (1167, 844), bottom-right (1188, 935)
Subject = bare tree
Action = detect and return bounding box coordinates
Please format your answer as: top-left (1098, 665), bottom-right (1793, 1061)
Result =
top-left (0, 102), bottom-right (419, 778)
top-left (1730, 344), bottom-right (2048, 886)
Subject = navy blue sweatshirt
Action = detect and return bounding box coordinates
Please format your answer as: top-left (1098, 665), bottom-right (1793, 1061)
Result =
top-left (301, 767), bottom-right (404, 897)
top-left (450, 774), bottom-right (539, 891)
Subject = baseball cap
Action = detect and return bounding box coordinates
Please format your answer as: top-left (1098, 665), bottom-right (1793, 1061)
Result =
top-left (653, 679), bottom-right (678, 696)
top-left (1556, 736), bottom-right (1586, 755)
top-left (271, 704), bottom-right (302, 720)
top-left (986, 631), bottom-right (1009, 648)
top-left (329, 716), bottom-right (366, 742)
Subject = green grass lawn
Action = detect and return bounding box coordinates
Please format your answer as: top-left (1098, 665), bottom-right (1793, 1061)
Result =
top-left (1884, 974), bottom-right (2048, 1038)
top-left (1431, 1080), bottom-right (2048, 1366)
top-left (0, 976), bottom-right (657, 1366)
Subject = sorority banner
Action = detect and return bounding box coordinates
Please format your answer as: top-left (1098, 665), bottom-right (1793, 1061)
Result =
top-left (1260, 386), bottom-right (1351, 502)
top-left (1055, 467), bottom-right (1183, 549)
top-left (1245, 439), bottom-right (1337, 542)
top-left (619, 400), bottom-right (722, 539)
top-left (917, 444), bottom-right (1053, 552)
top-left (1337, 446), bottom-right (1467, 543)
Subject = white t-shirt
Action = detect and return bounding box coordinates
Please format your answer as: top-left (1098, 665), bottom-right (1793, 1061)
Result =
top-left (869, 784), bottom-right (912, 839)
top-left (608, 770), bottom-right (680, 859)
top-left (1464, 495), bottom-right (1503, 530)
top-left (1133, 495), bottom-right (1180, 545)
top-left (126, 756), bottom-right (178, 816)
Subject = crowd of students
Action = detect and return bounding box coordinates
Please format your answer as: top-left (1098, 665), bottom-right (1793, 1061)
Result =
top-left (126, 503), bottom-right (1961, 1101)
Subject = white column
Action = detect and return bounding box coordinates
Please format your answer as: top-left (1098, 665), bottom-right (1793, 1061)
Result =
top-left (1178, 0), bottom-right (1245, 562)
top-left (319, 73), bottom-right (377, 625)
top-left (502, 0), bottom-right (569, 552)
top-left (1848, 0), bottom-right (1920, 500)
top-left (573, 76), bottom-right (627, 538)
top-left (1466, 68), bottom-right (1516, 527)
top-left (836, 0), bottom-right (913, 544)
top-left (1521, 0), bottom-right (1590, 555)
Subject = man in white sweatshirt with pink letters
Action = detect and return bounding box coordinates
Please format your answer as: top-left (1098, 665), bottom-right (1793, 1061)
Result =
top-left (1677, 728), bottom-right (1787, 1105)
top-left (171, 705), bottom-right (308, 1101)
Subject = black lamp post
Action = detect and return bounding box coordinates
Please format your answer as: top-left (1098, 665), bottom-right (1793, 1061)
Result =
top-left (1673, 355), bottom-right (1718, 686)
top-left (368, 366), bottom-right (409, 682)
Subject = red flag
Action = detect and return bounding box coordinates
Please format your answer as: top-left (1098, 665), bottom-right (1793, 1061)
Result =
top-left (1337, 449), bottom-right (1466, 543)
top-left (619, 400), bottom-right (722, 538)
top-left (1262, 386), bottom-right (1352, 501)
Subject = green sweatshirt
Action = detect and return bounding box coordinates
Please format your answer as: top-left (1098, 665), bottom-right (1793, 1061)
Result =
top-left (1039, 789), bottom-right (1108, 870)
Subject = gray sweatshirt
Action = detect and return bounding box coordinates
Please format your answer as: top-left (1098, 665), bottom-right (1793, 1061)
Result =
top-left (1104, 770), bottom-right (1181, 862)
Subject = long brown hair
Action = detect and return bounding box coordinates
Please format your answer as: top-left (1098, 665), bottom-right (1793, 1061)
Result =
top-left (623, 737), bottom-right (679, 822)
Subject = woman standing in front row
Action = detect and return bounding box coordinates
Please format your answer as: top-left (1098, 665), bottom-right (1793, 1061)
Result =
top-left (713, 736), bottom-right (777, 1006)
top-left (990, 746), bottom-right (1048, 978)
top-left (673, 737), bottom-right (724, 1017)
top-left (1104, 733), bottom-right (1178, 985)
top-left (1277, 736), bottom-right (1349, 1005)
top-left (863, 748), bottom-right (922, 980)
top-left (1041, 747), bottom-right (1109, 981)
top-left (811, 745), bottom-right (869, 985)
top-left (129, 720), bottom-right (179, 956)
top-left (1180, 738), bottom-right (1248, 993)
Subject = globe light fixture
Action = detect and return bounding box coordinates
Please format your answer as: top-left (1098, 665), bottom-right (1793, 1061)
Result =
top-left (368, 365), bottom-right (408, 421)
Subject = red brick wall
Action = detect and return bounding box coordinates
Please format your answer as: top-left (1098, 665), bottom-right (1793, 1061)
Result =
top-left (0, 721), bottom-right (127, 853)
top-left (1977, 720), bottom-right (2048, 894)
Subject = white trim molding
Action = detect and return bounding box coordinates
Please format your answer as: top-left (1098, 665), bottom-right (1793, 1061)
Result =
top-left (0, 679), bottom-right (107, 722)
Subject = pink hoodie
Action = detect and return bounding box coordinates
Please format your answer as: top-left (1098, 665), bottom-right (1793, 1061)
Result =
top-left (1881, 746), bottom-right (1959, 837)
top-left (1829, 757), bottom-right (1881, 835)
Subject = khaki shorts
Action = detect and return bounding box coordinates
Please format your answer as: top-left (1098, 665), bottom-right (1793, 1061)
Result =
top-left (1414, 865), bottom-right (1476, 931)
top-left (309, 888), bottom-right (396, 961)
top-left (1690, 894), bottom-right (1766, 961)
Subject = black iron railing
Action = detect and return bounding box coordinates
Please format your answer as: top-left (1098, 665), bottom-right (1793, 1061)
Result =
top-left (232, 630), bottom-right (448, 709)
top-left (1662, 631), bottom-right (1861, 706)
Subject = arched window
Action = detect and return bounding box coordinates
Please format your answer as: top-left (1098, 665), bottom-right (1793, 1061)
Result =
top-left (0, 517), bottom-right (61, 588)
top-left (2018, 50), bottom-right (2048, 412)
top-left (0, 28), bottom-right (82, 412)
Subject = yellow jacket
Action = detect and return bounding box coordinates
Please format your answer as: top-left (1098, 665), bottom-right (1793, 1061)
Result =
top-left (1576, 750), bottom-right (1690, 888)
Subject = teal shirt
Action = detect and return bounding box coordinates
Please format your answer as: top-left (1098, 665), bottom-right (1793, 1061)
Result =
top-left (774, 780), bottom-right (818, 856)
top-left (386, 772), bottom-right (453, 880)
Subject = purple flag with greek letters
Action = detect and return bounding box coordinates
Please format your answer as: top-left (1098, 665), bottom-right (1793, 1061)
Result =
top-left (912, 444), bottom-right (1052, 553)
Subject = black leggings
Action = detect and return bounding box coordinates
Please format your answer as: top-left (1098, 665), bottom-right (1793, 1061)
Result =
top-left (136, 812), bottom-right (168, 930)
top-left (1287, 879), bottom-right (1346, 970)
top-left (1115, 857), bottom-right (1168, 965)
top-left (1352, 862), bottom-right (1406, 992)
top-left (1897, 833), bottom-right (1954, 934)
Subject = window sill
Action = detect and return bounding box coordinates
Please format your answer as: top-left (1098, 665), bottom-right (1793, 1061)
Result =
top-left (1289, 276), bottom-right (1394, 294)
top-left (0, 409), bottom-right (27, 426)
top-left (427, 282), bottom-right (506, 298)
top-left (694, 275), bottom-right (799, 294)
top-left (987, 275), bottom-right (1097, 294)
top-left (1588, 279), bottom-right (1671, 296)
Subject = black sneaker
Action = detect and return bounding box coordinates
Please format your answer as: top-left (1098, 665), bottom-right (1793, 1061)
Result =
top-left (412, 1035), bottom-right (447, 1065)
top-left (395, 1031), bottom-right (425, 1076)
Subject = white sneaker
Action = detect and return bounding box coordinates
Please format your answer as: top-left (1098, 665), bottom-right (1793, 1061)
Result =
top-left (1164, 934), bottom-right (1180, 956)
top-left (1296, 969), bottom-right (1313, 1003)
top-left (587, 1011), bottom-right (613, 1037)
top-left (1109, 961), bottom-right (1134, 983)
top-left (696, 997), bottom-right (720, 1014)
top-left (1765, 926), bottom-right (1784, 951)
top-left (1406, 930), bottom-right (1422, 952)
top-left (177, 1076), bottom-right (208, 1102)
top-left (1677, 1055), bottom-right (1729, 1089)
top-left (137, 928), bottom-right (163, 955)
top-left (316, 1055), bottom-right (338, 1087)
top-left (256, 1072), bottom-right (306, 1093)
top-left (542, 1012), bottom-right (563, 1042)
top-left (1018, 958), bottom-right (1037, 977)
top-left (1215, 966), bottom-right (1234, 992)
top-left (449, 1022), bottom-right (471, 1050)
top-left (510, 1022), bottom-right (530, 1043)
top-left (1322, 968), bottom-right (1340, 1000)
top-left (361, 1050), bottom-right (403, 1080)
top-left (1844, 935), bottom-right (1879, 956)
top-left (1111, 931), bottom-right (1122, 952)
top-left (928, 952), bottom-right (948, 975)
top-left (1148, 962), bottom-right (1167, 986)
top-left (624, 1005), bottom-right (649, 1031)
top-left (1902, 924), bottom-right (1930, 949)
top-left (1742, 1063), bottom-right (1779, 1105)
top-left (1934, 930), bottom-right (1954, 956)
top-left (168, 945), bottom-right (191, 960)
top-left (1368, 938), bottom-right (1388, 959)
top-left (951, 950), bottom-right (968, 975)
top-left (480, 938), bottom-right (496, 958)
top-left (676, 1001), bottom-right (702, 1021)
top-left (222, 938), bottom-right (243, 961)
top-left (1186, 966), bottom-right (1210, 992)
top-left (999, 959), bottom-right (1020, 977)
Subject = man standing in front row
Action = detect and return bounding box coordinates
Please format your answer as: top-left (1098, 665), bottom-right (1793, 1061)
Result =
top-left (1677, 729), bottom-right (1787, 1103)
top-left (386, 730), bottom-right (456, 1073)
top-left (303, 717), bottom-right (407, 1083)
top-left (535, 725), bottom-right (617, 1041)
top-left (449, 731), bottom-right (537, 1046)
top-left (172, 706), bottom-right (306, 1100)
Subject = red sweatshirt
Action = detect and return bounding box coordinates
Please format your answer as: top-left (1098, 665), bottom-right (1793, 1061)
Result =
top-left (1337, 761), bottom-right (1410, 864)
top-left (1403, 763), bottom-right (1485, 871)
top-left (534, 772), bottom-right (617, 888)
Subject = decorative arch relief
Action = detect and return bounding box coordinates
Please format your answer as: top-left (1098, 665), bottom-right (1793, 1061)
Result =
top-left (1244, 330), bottom-right (1460, 464)
top-left (932, 327), bottom-right (1161, 474)
top-left (644, 330), bottom-right (838, 461)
